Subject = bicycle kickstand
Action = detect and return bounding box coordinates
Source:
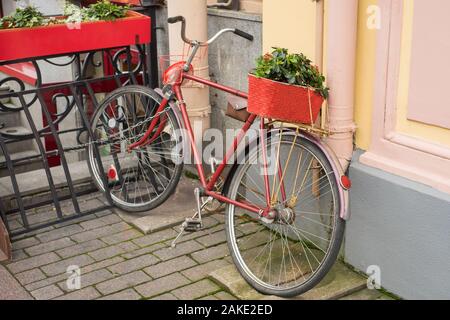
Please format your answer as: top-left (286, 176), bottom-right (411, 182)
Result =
top-left (171, 188), bottom-right (210, 248)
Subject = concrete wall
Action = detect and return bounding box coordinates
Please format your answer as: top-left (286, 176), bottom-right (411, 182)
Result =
top-left (207, 8), bottom-right (262, 132)
top-left (155, 7), bottom-right (262, 132)
top-left (345, 151), bottom-right (450, 299)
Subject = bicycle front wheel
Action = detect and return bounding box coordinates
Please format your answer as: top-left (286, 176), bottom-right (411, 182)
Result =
top-left (88, 85), bottom-right (183, 213)
top-left (225, 131), bottom-right (345, 297)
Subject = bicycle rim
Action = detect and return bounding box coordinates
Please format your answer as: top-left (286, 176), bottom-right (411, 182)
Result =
top-left (88, 86), bottom-right (183, 212)
top-left (225, 132), bottom-right (344, 296)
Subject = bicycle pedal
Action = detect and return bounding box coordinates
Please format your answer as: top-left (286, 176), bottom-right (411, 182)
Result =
top-left (183, 218), bottom-right (203, 232)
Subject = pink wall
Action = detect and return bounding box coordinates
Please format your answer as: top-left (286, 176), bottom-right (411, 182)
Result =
top-left (407, 0), bottom-right (450, 129)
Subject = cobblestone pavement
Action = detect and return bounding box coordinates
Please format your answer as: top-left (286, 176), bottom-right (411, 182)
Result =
top-left (0, 192), bottom-right (391, 300)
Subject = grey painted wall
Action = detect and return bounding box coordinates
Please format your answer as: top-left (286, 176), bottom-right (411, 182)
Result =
top-left (207, 9), bottom-right (262, 132)
top-left (155, 7), bottom-right (262, 132)
top-left (345, 151), bottom-right (450, 299)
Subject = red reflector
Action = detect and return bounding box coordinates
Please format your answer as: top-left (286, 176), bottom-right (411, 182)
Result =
top-left (340, 175), bottom-right (352, 190)
top-left (108, 165), bottom-right (118, 181)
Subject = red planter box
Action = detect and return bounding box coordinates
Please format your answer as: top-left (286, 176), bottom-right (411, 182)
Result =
top-left (247, 74), bottom-right (324, 124)
top-left (0, 11), bottom-right (150, 62)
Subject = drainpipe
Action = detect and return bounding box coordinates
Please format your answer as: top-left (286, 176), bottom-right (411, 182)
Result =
top-left (167, 0), bottom-right (211, 139)
top-left (325, 0), bottom-right (358, 171)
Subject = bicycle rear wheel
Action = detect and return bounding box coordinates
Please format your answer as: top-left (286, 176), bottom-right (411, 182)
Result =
top-left (87, 86), bottom-right (183, 212)
top-left (225, 130), bottom-right (345, 297)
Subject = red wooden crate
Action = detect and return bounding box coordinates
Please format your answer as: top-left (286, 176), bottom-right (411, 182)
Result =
top-left (0, 10), bottom-right (150, 62)
top-left (247, 74), bottom-right (324, 124)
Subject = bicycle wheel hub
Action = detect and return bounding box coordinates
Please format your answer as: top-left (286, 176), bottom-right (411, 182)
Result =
top-left (278, 207), bottom-right (296, 224)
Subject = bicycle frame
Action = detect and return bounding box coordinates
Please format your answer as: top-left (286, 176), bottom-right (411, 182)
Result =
top-left (128, 61), bottom-right (350, 221)
top-left (128, 67), bottom-right (276, 218)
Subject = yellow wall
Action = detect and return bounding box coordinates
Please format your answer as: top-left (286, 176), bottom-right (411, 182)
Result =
top-left (262, 0), bottom-right (449, 151)
top-left (262, 0), bottom-right (319, 63)
top-left (354, 0), bottom-right (378, 150)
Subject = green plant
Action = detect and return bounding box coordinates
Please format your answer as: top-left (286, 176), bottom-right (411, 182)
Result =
top-left (0, 1), bottom-right (129, 30)
top-left (0, 6), bottom-right (44, 29)
top-left (81, 0), bottom-right (129, 22)
top-left (253, 47), bottom-right (329, 99)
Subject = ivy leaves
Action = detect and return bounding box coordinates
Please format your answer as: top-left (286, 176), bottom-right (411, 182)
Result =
top-left (253, 47), bottom-right (329, 99)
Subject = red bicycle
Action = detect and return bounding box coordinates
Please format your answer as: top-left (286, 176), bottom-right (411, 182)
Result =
top-left (87, 16), bottom-right (350, 297)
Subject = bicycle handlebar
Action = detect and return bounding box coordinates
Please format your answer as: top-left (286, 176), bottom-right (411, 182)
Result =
top-left (233, 29), bottom-right (254, 41)
top-left (167, 15), bottom-right (253, 46)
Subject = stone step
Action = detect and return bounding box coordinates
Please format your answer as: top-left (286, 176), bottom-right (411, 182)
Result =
top-left (0, 86), bottom-right (10, 104)
top-left (209, 261), bottom-right (368, 300)
top-left (0, 105), bottom-right (21, 128)
top-left (0, 125), bottom-right (32, 137)
top-left (118, 177), bottom-right (205, 235)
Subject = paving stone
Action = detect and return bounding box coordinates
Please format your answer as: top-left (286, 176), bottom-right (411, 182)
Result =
top-left (191, 243), bottom-right (230, 264)
top-left (99, 214), bottom-right (123, 225)
top-left (196, 230), bottom-right (227, 247)
top-left (89, 245), bottom-right (127, 261)
top-left (101, 229), bottom-right (143, 245)
top-left (58, 269), bottom-right (114, 291)
top-left (82, 256), bottom-right (125, 274)
top-left (209, 264), bottom-right (265, 300)
top-left (12, 237), bottom-right (40, 250)
top-left (55, 286), bottom-right (101, 300)
top-left (124, 179), bottom-right (203, 234)
top-left (0, 265), bottom-right (33, 300)
top-left (25, 273), bottom-right (68, 292)
top-left (151, 293), bottom-right (178, 300)
top-left (80, 218), bottom-right (110, 231)
top-left (31, 284), bottom-right (64, 300)
top-left (294, 263), bottom-right (367, 300)
top-left (339, 288), bottom-right (385, 300)
top-left (15, 268), bottom-right (47, 286)
top-left (36, 224), bottom-right (83, 243)
top-left (13, 227), bottom-right (54, 242)
top-left (214, 291), bottom-right (237, 300)
top-left (41, 254), bottom-right (94, 277)
top-left (121, 243), bottom-right (165, 259)
top-left (99, 289), bottom-right (142, 300)
top-left (199, 295), bottom-right (219, 300)
top-left (144, 256), bottom-right (197, 279)
top-left (7, 252), bottom-right (60, 274)
top-left (212, 214), bottom-right (225, 224)
top-left (135, 273), bottom-right (190, 298)
top-left (78, 214), bottom-right (122, 230)
top-left (153, 240), bottom-right (203, 261)
top-left (132, 228), bottom-right (179, 248)
top-left (181, 259), bottom-right (230, 282)
top-left (70, 222), bottom-right (131, 243)
top-left (54, 215), bottom-right (95, 228)
top-left (24, 257), bottom-right (124, 292)
top-left (56, 239), bottom-right (106, 259)
top-left (96, 270), bottom-right (151, 295)
top-left (25, 238), bottom-right (75, 256)
top-left (12, 249), bottom-right (28, 261)
top-left (108, 254), bottom-right (160, 275)
top-left (172, 279), bottom-right (220, 300)
top-left (171, 224), bottom-right (225, 244)
top-left (116, 241), bottom-right (139, 252)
